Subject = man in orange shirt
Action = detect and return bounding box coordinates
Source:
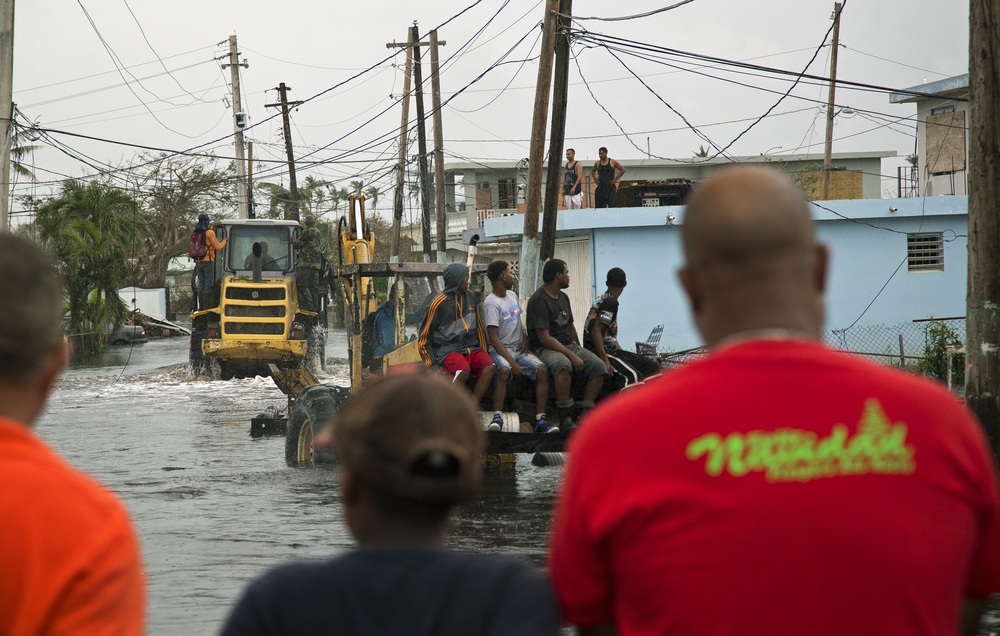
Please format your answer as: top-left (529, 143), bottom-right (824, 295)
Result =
top-left (193, 212), bottom-right (227, 310)
top-left (0, 234), bottom-right (146, 636)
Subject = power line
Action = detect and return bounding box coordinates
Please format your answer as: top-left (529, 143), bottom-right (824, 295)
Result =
top-left (75, 0), bottom-right (217, 138)
top-left (572, 25), bottom-right (967, 103)
top-left (121, 0), bottom-right (214, 105)
top-left (16, 44), bottom-right (217, 94)
top-left (566, 0), bottom-right (698, 22)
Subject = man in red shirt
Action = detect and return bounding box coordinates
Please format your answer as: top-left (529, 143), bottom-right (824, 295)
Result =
top-left (549, 166), bottom-right (1000, 636)
top-left (0, 235), bottom-right (146, 635)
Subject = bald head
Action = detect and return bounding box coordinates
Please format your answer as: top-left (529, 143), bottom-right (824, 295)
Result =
top-left (679, 166), bottom-right (827, 346)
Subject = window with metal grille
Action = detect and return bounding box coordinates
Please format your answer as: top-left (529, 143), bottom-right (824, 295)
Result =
top-left (907, 233), bottom-right (944, 272)
top-left (497, 179), bottom-right (517, 209)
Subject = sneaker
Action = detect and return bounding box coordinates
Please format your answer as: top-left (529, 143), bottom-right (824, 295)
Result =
top-left (487, 413), bottom-right (504, 432)
top-left (559, 413), bottom-right (576, 433)
top-left (534, 416), bottom-right (558, 434)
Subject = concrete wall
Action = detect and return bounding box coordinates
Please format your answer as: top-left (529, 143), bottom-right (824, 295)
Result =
top-left (916, 97), bottom-right (969, 197)
top-left (485, 195), bottom-right (968, 354)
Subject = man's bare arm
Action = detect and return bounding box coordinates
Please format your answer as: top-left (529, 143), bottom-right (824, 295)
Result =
top-left (590, 321), bottom-right (613, 373)
top-left (536, 328), bottom-right (582, 366)
top-left (612, 160), bottom-right (626, 185)
top-left (568, 322), bottom-right (581, 346)
top-left (487, 325), bottom-right (517, 368)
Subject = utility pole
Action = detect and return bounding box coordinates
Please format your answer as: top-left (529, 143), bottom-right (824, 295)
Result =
top-left (411, 23), bottom-right (432, 262)
top-left (967, 0), bottom-right (1000, 458)
top-left (0, 0), bottom-right (14, 233)
top-left (221, 35), bottom-right (249, 219)
top-left (821, 2), bottom-right (843, 201)
top-left (519, 0), bottom-right (561, 295)
top-left (246, 140), bottom-right (254, 218)
top-left (429, 30), bottom-right (448, 262)
top-left (386, 30), bottom-right (414, 260)
top-left (542, 0), bottom-right (573, 261)
top-left (265, 83), bottom-right (303, 221)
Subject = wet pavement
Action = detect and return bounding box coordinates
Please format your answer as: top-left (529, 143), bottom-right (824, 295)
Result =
top-left (36, 334), bottom-right (562, 634)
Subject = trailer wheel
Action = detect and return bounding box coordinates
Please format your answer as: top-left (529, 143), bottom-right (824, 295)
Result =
top-left (284, 384), bottom-right (349, 468)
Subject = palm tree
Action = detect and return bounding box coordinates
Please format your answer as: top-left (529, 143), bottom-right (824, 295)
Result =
top-left (693, 145), bottom-right (710, 158)
top-left (34, 180), bottom-right (138, 349)
top-left (349, 179), bottom-right (364, 194)
top-left (327, 186), bottom-right (349, 217)
top-left (10, 125), bottom-right (40, 182)
top-left (363, 185), bottom-right (381, 214)
top-left (255, 182), bottom-right (293, 219)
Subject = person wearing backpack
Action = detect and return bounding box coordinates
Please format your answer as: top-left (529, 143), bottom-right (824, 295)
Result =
top-left (191, 213), bottom-right (227, 311)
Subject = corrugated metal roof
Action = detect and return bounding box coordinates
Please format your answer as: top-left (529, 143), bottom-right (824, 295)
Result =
top-left (890, 73), bottom-right (969, 104)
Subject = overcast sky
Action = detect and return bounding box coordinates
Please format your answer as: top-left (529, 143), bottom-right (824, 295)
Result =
top-left (9, 0), bottom-right (970, 221)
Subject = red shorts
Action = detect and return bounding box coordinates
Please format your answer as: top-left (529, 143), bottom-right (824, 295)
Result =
top-left (441, 350), bottom-right (494, 382)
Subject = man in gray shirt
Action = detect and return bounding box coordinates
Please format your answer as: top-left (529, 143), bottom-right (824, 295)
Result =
top-left (482, 261), bottom-right (556, 434)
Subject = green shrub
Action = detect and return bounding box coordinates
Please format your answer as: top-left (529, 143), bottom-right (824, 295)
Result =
top-left (915, 321), bottom-right (964, 383)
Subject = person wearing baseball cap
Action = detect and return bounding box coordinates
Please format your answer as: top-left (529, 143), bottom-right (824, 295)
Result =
top-left (221, 372), bottom-right (559, 635)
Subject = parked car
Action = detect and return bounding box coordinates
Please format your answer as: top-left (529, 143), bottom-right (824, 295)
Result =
top-left (110, 325), bottom-right (148, 345)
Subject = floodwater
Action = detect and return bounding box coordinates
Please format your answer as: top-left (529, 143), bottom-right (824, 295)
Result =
top-left (36, 333), bottom-right (563, 634)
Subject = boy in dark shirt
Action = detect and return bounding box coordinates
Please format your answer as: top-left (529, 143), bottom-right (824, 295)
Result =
top-left (584, 267), bottom-right (659, 385)
top-left (221, 373), bottom-right (559, 636)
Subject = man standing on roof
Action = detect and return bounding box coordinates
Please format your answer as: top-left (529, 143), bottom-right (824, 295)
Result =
top-left (550, 165), bottom-right (1000, 636)
top-left (294, 214), bottom-right (324, 312)
top-left (418, 263), bottom-right (501, 430)
top-left (193, 212), bottom-right (227, 311)
top-left (591, 147), bottom-right (626, 209)
top-left (563, 149), bottom-right (584, 210)
top-left (0, 234), bottom-right (146, 635)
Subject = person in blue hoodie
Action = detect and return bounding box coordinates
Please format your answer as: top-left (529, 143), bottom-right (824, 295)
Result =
top-left (418, 263), bottom-right (504, 431)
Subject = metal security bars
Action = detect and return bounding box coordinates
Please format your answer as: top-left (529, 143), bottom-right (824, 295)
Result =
top-left (907, 233), bottom-right (944, 272)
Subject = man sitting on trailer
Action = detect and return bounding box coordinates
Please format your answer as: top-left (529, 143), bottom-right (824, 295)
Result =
top-left (584, 267), bottom-right (659, 387)
top-left (417, 263), bottom-right (502, 431)
top-left (526, 258), bottom-right (607, 431)
top-left (482, 260), bottom-right (557, 434)
top-left (222, 373), bottom-right (560, 635)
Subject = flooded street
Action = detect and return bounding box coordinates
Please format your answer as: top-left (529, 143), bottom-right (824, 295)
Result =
top-left (36, 334), bottom-right (561, 635)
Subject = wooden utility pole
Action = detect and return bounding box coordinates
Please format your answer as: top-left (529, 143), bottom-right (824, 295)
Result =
top-left (386, 30), bottom-right (414, 259)
top-left (246, 140), bottom-right (254, 218)
top-left (520, 0), bottom-right (561, 295)
top-left (222, 35), bottom-right (249, 218)
top-left (821, 2), bottom-right (843, 201)
top-left (966, 0), bottom-right (1000, 457)
top-left (0, 0), bottom-right (14, 232)
top-left (429, 29), bottom-right (448, 262)
top-left (265, 83), bottom-right (303, 221)
top-left (410, 24), bottom-right (433, 262)
top-left (542, 0), bottom-right (573, 261)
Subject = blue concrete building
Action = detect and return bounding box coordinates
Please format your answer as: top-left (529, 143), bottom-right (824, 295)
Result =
top-left (483, 195), bottom-right (968, 354)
